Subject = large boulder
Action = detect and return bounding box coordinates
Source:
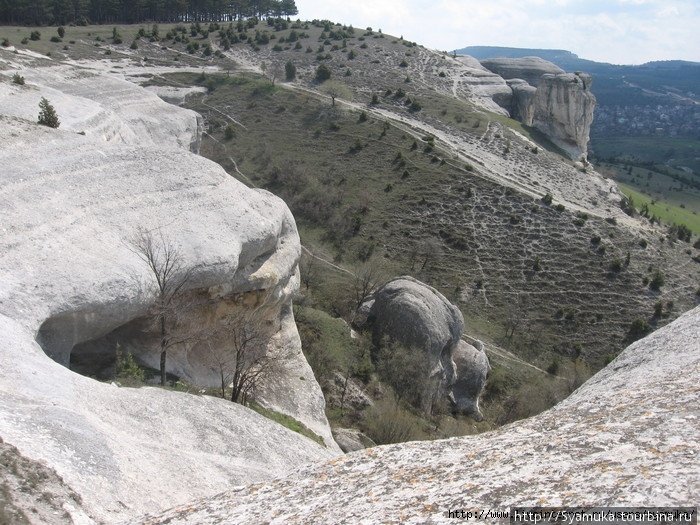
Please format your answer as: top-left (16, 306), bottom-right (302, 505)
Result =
top-left (136, 305), bottom-right (700, 524)
top-left (356, 276), bottom-right (487, 415)
top-left (331, 428), bottom-right (377, 454)
top-left (451, 340), bottom-right (490, 421)
top-left (0, 64), bottom-right (339, 522)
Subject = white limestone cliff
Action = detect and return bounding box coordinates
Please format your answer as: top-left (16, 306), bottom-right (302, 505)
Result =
top-left (479, 57), bottom-right (596, 160)
top-left (0, 64), bottom-right (339, 523)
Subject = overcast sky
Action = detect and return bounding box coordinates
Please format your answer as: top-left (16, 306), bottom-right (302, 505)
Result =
top-left (296, 0), bottom-right (699, 65)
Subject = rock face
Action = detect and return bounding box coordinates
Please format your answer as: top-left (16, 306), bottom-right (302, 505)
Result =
top-left (331, 428), bottom-right (377, 454)
top-left (451, 341), bottom-right (490, 421)
top-left (135, 305), bottom-right (700, 525)
top-left (480, 57), bottom-right (596, 160)
top-left (355, 276), bottom-right (487, 416)
top-left (0, 64), bottom-right (339, 522)
top-left (454, 55), bottom-right (513, 113)
top-left (507, 78), bottom-right (537, 124)
top-left (481, 56), bottom-right (565, 88)
top-left (325, 372), bottom-right (374, 412)
top-left (533, 72), bottom-right (596, 160)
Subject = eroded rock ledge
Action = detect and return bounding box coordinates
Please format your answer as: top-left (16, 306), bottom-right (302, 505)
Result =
top-left (0, 64), bottom-right (339, 522)
top-left (136, 306), bottom-right (700, 524)
top-left (480, 57), bottom-right (596, 160)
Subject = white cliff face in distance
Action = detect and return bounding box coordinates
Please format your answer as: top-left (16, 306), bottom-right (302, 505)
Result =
top-left (0, 62), bottom-right (339, 523)
top-left (480, 57), bottom-right (596, 160)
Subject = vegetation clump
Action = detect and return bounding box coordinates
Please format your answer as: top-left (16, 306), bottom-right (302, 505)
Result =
top-left (37, 97), bottom-right (60, 128)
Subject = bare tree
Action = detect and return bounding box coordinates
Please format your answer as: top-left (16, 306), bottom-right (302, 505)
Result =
top-left (352, 258), bottom-right (383, 311)
top-left (299, 250), bottom-right (319, 291)
top-left (268, 63), bottom-right (283, 85)
top-left (417, 237), bottom-right (443, 273)
top-left (321, 80), bottom-right (351, 107)
top-left (127, 227), bottom-right (193, 386)
top-left (209, 310), bottom-right (288, 405)
top-left (503, 307), bottom-right (522, 341)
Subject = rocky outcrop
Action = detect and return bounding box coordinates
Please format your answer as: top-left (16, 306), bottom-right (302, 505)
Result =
top-left (533, 72), bottom-right (596, 160)
top-left (135, 305), bottom-right (700, 525)
top-left (479, 57), bottom-right (596, 160)
top-left (451, 340), bottom-right (489, 421)
top-left (481, 56), bottom-right (565, 88)
top-left (325, 372), bottom-right (374, 412)
top-left (355, 276), bottom-right (487, 416)
top-left (331, 428), bottom-right (377, 453)
top-left (454, 55), bottom-right (513, 113)
top-left (507, 78), bottom-right (537, 124)
top-left (0, 65), bottom-right (339, 522)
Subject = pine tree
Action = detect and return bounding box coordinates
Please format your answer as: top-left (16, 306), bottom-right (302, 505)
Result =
top-left (38, 97), bottom-right (60, 128)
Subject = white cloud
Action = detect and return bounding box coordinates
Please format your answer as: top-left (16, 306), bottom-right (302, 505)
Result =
top-left (296, 0), bottom-right (700, 64)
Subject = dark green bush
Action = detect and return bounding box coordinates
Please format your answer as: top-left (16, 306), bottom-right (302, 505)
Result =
top-left (37, 97), bottom-right (60, 128)
top-left (315, 64), bottom-right (331, 82)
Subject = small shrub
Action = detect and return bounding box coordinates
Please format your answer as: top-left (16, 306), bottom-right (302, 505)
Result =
top-left (50, 35), bottom-right (62, 43)
top-left (285, 60), bottom-right (296, 80)
top-left (542, 193), bottom-right (553, 205)
top-left (115, 344), bottom-right (145, 385)
top-left (399, 59), bottom-right (408, 67)
top-left (21, 37), bottom-right (28, 44)
top-left (12, 73), bottom-right (25, 85)
top-left (57, 26), bottom-right (65, 38)
top-left (315, 64), bottom-right (331, 82)
top-left (609, 258), bottom-right (623, 273)
top-left (131, 40), bottom-right (138, 49)
top-left (1, 38), bottom-right (9, 47)
top-left (37, 97), bottom-right (60, 128)
top-left (649, 270), bottom-right (664, 291)
top-left (361, 397), bottom-right (422, 445)
top-left (626, 319), bottom-right (650, 343)
top-left (30, 31), bottom-right (41, 41)
top-left (224, 124), bottom-right (235, 140)
top-left (358, 111), bottom-right (367, 123)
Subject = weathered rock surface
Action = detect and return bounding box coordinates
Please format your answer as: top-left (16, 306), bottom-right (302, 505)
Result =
top-left (0, 65), bottom-right (338, 522)
top-left (507, 78), bottom-right (537, 124)
top-left (134, 305), bottom-right (700, 525)
top-left (533, 72), bottom-right (596, 160)
top-left (324, 372), bottom-right (374, 412)
top-left (331, 428), bottom-right (377, 454)
top-left (454, 55), bottom-right (513, 113)
top-left (0, 436), bottom-right (92, 525)
top-left (479, 58), bottom-right (595, 159)
top-left (451, 340), bottom-right (490, 421)
top-left (481, 56), bottom-right (565, 88)
top-left (355, 276), bottom-right (487, 415)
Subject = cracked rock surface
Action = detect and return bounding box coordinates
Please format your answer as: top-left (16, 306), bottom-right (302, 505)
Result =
top-left (0, 64), bottom-right (338, 523)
